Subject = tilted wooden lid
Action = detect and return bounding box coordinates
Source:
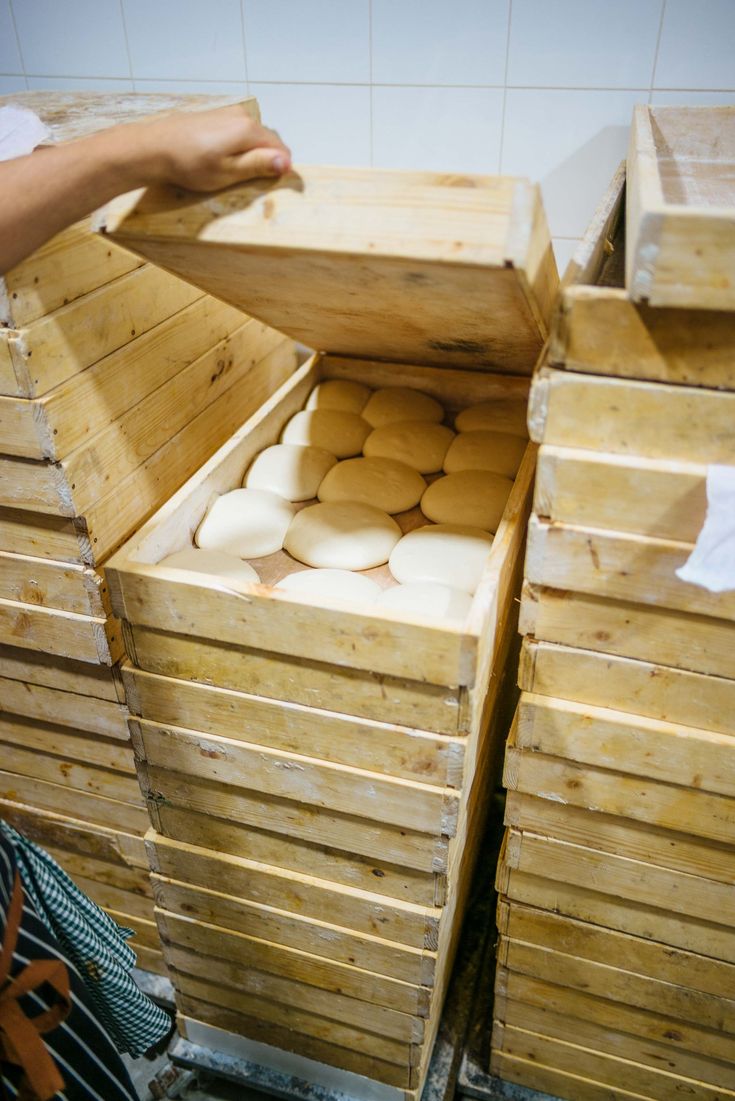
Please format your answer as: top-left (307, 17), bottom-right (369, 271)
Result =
top-left (100, 166), bottom-right (558, 374)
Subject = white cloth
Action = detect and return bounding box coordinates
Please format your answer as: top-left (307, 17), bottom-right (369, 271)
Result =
top-left (0, 105), bottom-right (51, 162)
top-left (677, 464), bottom-right (735, 593)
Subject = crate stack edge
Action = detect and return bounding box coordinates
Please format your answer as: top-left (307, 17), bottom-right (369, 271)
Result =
top-left (491, 105), bottom-right (735, 1101)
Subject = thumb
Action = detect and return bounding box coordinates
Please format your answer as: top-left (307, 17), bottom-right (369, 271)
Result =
top-left (227, 146), bottom-right (291, 182)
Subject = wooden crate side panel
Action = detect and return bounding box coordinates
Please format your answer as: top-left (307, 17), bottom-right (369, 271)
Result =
top-left (0, 508), bottom-right (87, 564)
top-left (490, 1048), bottom-right (648, 1101)
top-left (0, 456), bottom-right (62, 514)
top-left (0, 550), bottom-right (107, 617)
top-left (0, 644), bottom-right (121, 700)
top-left (0, 335), bottom-right (19, 395)
top-left (0, 739), bottom-right (141, 806)
top-left (0, 770), bottom-right (148, 834)
top-left (0, 676), bottom-right (128, 739)
top-left (0, 798), bottom-right (147, 869)
top-left (42, 847), bottom-right (150, 897)
top-left (0, 596), bottom-right (122, 665)
top-left (520, 583), bottom-right (735, 681)
top-left (146, 831), bottom-right (440, 951)
top-left (123, 625), bottom-right (462, 735)
top-left (72, 875), bottom-right (155, 922)
top-left (0, 396), bottom-right (44, 458)
top-left (518, 639), bottom-right (735, 738)
top-left (0, 712), bottom-right (133, 772)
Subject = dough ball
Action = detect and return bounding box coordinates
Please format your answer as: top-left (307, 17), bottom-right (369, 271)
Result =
top-left (196, 488), bottom-right (295, 558)
top-left (421, 472), bottom-right (512, 532)
top-left (306, 380), bottom-right (371, 414)
top-left (363, 387), bottom-right (444, 428)
top-left (159, 547), bottom-right (260, 586)
top-left (277, 568), bottom-right (381, 605)
top-left (443, 431), bottom-right (526, 478)
top-left (377, 582), bottom-right (472, 623)
top-left (243, 444), bottom-right (337, 501)
top-left (364, 421), bottom-right (455, 474)
top-left (455, 399), bottom-right (528, 437)
top-left (281, 409), bottom-right (370, 458)
top-left (389, 525), bottom-right (493, 594)
top-left (317, 457), bottom-right (426, 514)
top-left (285, 502), bottom-right (401, 570)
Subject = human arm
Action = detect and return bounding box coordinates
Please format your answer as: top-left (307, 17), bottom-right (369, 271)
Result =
top-left (0, 104), bottom-right (291, 274)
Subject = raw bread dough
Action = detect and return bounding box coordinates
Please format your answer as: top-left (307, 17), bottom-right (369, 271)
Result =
top-left (455, 399), bottom-right (528, 437)
top-left (363, 421), bottom-right (455, 473)
top-left (159, 547), bottom-right (260, 586)
top-left (317, 457), bottom-right (426, 514)
top-left (377, 582), bottom-right (472, 623)
top-left (196, 488), bottom-right (295, 558)
top-left (306, 379), bottom-right (371, 414)
top-left (285, 502), bottom-right (401, 570)
top-left (389, 524), bottom-right (493, 594)
top-left (281, 409), bottom-right (370, 458)
top-left (243, 444), bottom-right (337, 501)
top-left (277, 568), bottom-right (381, 604)
top-left (421, 472), bottom-right (512, 532)
top-left (443, 430), bottom-right (526, 478)
top-left (362, 387), bottom-right (444, 428)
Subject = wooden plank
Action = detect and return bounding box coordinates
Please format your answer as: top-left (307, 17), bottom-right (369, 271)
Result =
top-left (2, 265), bottom-right (202, 398)
top-left (496, 968), bottom-right (735, 1071)
top-left (493, 1022), bottom-right (733, 1101)
top-left (177, 997), bottom-right (417, 1089)
top-left (101, 168), bottom-right (556, 375)
top-left (0, 395), bottom-right (45, 458)
top-left (0, 337), bottom-right (18, 395)
top-left (496, 998), bottom-right (735, 1094)
top-left (124, 665), bottom-right (464, 788)
top-left (0, 456), bottom-right (62, 513)
top-left (535, 444), bottom-right (708, 542)
top-left (627, 105), bottom-right (735, 311)
top-left (142, 765), bottom-right (448, 875)
top-left (490, 1048), bottom-right (648, 1101)
top-left (135, 944), bottom-right (167, 976)
top-left (0, 644), bottom-right (122, 700)
top-left (147, 831), bottom-right (440, 951)
top-left (157, 909), bottom-right (431, 1017)
top-left (71, 874), bottom-right (154, 922)
top-left (0, 798), bottom-right (147, 869)
top-left (526, 515), bottom-right (735, 624)
top-left (0, 596), bottom-right (122, 665)
top-left (0, 508), bottom-right (87, 564)
top-left (501, 824), bottom-right (735, 925)
top-left (518, 639), bottom-right (735, 738)
top-left (0, 550), bottom-right (108, 617)
top-left (25, 294), bottom-right (247, 461)
top-left (0, 676), bottom-right (127, 739)
top-left (499, 865), bottom-right (735, 965)
top-left (520, 583), bottom-right (735, 680)
top-left (505, 792), bottom-right (735, 888)
top-left (517, 691), bottom-right (735, 797)
top-left (0, 770), bottom-right (148, 834)
top-left (149, 802), bottom-right (439, 908)
top-left (153, 877), bottom-right (433, 988)
top-left (0, 220), bottom-right (141, 329)
top-left (528, 364), bottom-right (735, 463)
top-left (134, 719), bottom-right (458, 839)
top-left (0, 740), bottom-right (141, 806)
top-left (124, 625), bottom-right (462, 735)
top-left (170, 946), bottom-right (423, 1044)
top-left (42, 847), bottom-right (150, 898)
top-left (0, 711), bottom-right (133, 772)
top-left (108, 909), bottom-right (160, 950)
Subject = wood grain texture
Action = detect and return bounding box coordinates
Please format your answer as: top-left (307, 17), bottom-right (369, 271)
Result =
top-left (0, 596), bottom-right (123, 665)
top-left (0, 770), bottom-right (147, 833)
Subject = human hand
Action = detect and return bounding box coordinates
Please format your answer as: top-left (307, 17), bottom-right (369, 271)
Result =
top-left (120, 103), bottom-right (292, 191)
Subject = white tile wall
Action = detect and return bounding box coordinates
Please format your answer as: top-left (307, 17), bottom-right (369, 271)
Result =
top-left (1, 0), bottom-right (734, 263)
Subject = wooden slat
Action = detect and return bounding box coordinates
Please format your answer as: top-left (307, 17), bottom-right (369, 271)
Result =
top-left (0, 508), bottom-right (87, 564)
top-left (0, 677), bottom-right (127, 738)
top-left (71, 874), bottom-right (154, 922)
top-left (0, 740), bottom-right (141, 806)
top-left (490, 1048), bottom-right (651, 1101)
top-left (0, 770), bottom-right (148, 834)
top-left (0, 645), bottom-right (122, 700)
top-left (0, 550), bottom-right (107, 617)
top-left (0, 712), bottom-right (133, 773)
top-left (0, 799), bottom-right (147, 869)
top-left (0, 596), bottom-right (122, 665)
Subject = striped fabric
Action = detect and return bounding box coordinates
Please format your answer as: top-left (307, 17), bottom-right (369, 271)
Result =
top-left (0, 822), bottom-right (170, 1058)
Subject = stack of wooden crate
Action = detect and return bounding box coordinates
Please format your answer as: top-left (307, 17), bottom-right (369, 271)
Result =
top-left (100, 165), bottom-right (558, 1094)
top-left (0, 91), bottom-right (294, 974)
top-left (492, 106), bottom-right (735, 1101)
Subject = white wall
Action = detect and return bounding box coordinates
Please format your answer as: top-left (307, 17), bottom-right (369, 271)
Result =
top-left (2, 0), bottom-right (734, 271)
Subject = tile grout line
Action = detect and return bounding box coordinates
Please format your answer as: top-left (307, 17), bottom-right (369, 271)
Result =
top-left (6, 0), bottom-right (28, 89)
top-left (368, 0), bottom-right (374, 167)
top-left (649, 0), bottom-right (668, 103)
top-left (117, 0), bottom-right (135, 87)
top-left (240, 0), bottom-right (250, 95)
top-left (497, 0), bottom-right (513, 174)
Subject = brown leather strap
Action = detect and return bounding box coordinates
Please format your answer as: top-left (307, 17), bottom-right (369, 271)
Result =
top-left (0, 871), bottom-right (71, 1101)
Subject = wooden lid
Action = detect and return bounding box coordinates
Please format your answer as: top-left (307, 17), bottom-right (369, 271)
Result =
top-left (101, 166), bottom-right (558, 374)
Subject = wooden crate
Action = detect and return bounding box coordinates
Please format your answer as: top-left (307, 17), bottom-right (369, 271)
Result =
top-left (626, 106), bottom-right (735, 312)
top-left (550, 162), bottom-right (735, 390)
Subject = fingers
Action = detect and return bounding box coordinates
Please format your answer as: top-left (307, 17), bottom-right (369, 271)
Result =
top-left (226, 146), bottom-right (292, 183)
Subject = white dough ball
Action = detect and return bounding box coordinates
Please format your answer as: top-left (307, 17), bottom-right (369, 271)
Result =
top-left (159, 547), bottom-right (260, 586)
top-left (317, 457), bottom-right (426, 514)
top-left (277, 568), bottom-right (381, 605)
top-left (389, 524), bottom-right (493, 594)
top-left (281, 409), bottom-right (370, 458)
top-left (196, 488), bottom-right (295, 558)
top-left (421, 471), bottom-right (512, 532)
top-left (377, 582), bottom-right (472, 623)
top-left (364, 421), bottom-right (455, 473)
top-left (285, 502), bottom-right (401, 570)
top-left (306, 380), bottom-right (371, 414)
top-left (362, 387), bottom-right (444, 428)
top-left (455, 399), bottom-right (528, 437)
top-left (243, 444), bottom-right (337, 501)
top-left (443, 431), bottom-right (526, 478)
